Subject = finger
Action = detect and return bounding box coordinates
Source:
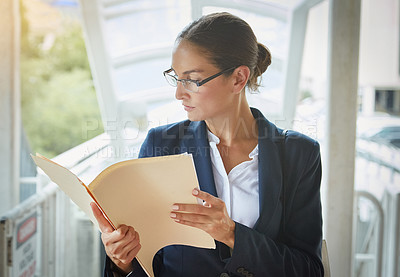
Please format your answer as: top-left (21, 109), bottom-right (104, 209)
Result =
top-left (90, 202), bottom-right (114, 233)
top-left (170, 212), bottom-right (209, 224)
top-left (117, 226), bottom-right (138, 243)
top-left (107, 226), bottom-right (134, 250)
top-left (173, 218), bottom-right (206, 231)
top-left (112, 231), bottom-right (141, 262)
top-left (123, 242), bottom-right (142, 264)
top-left (115, 225), bottom-right (130, 238)
top-left (120, 231), bottom-right (140, 255)
top-left (192, 188), bottom-right (221, 207)
top-left (114, 239), bottom-right (140, 262)
top-left (171, 203), bottom-right (210, 214)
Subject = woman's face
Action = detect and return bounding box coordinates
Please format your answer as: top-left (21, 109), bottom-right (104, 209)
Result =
top-left (171, 40), bottom-right (236, 122)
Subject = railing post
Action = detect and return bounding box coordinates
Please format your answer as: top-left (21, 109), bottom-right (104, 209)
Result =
top-left (380, 187), bottom-right (400, 277)
top-left (393, 192), bottom-right (400, 277)
top-left (0, 219), bottom-right (11, 277)
top-left (355, 190), bottom-right (384, 277)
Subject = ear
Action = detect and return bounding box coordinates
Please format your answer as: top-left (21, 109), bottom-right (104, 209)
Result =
top-left (232, 65), bottom-right (250, 94)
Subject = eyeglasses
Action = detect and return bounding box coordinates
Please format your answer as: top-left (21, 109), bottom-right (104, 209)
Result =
top-left (163, 66), bottom-right (237, 93)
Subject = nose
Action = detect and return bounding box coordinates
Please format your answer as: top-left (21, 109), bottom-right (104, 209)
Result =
top-left (175, 82), bottom-right (189, 100)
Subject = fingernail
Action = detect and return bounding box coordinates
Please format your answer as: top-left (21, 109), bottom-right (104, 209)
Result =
top-left (171, 205), bottom-right (179, 211)
top-left (170, 213), bottom-right (176, 218)
top-left (192, 189), bottom-right (199, 195)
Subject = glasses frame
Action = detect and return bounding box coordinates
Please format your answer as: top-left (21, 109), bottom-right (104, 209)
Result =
top-left (163, 66), bottom-right (237, 93)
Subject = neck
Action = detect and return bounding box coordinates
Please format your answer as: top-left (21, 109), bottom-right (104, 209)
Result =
top-left (205, 94), bottom-right (257, 146)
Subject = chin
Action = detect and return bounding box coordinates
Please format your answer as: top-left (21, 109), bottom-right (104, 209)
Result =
top-left (186, 111), bottom-right (204, 122)
top-left (187, 115), bottom-right (202, 122)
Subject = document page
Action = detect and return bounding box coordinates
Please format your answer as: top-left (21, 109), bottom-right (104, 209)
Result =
top-left (89, 154), bottom-right (215, 276)
top-left (32, 153), bottom-right (215, 277)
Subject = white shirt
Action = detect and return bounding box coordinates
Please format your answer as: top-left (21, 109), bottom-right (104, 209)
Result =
top-left (207, 130), bottom-right (259, 228)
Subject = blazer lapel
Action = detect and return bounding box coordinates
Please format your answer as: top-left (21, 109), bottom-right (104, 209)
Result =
top-left (251, 109), bottom-right (283, 232)
top-left (180, 110), bottom-right (282, 233)
top-left (182, 121), bottom-right (218, 197)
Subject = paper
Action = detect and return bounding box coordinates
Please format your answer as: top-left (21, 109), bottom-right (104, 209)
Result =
top-left (31, 154), bottom-right (100, 228)
top-left (32, 153), bottom-right (216, 277)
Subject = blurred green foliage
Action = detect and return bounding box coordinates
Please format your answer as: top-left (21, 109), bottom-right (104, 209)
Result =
top-left (20, 3), bottom-right (104, 158)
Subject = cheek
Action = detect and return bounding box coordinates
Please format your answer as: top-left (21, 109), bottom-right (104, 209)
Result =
top-left (200, 81), bottom-right (231, 102)
top-left (197, 90), bottom-right (231, 117)
top-left (196, 91), bottom-right (219, 110)
top-left (190, 80), bottom-right (233, 117)
top-left (204, 86), bottom-right (231, 105)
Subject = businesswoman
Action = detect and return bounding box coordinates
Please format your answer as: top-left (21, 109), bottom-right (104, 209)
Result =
top-left (91, 12), bottom-right (324, 277)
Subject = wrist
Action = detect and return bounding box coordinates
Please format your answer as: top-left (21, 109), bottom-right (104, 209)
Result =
top-left (224, 220), bottom-right (236, 248)
top-left (111, 258), bottom-right (133, 275)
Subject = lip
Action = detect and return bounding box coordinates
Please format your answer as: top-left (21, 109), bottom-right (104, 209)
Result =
top-left (183, 104), bottom-right (195, 111)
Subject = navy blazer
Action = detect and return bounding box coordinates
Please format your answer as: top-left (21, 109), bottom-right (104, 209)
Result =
top-left (104, 108), bottom-right (323, 277)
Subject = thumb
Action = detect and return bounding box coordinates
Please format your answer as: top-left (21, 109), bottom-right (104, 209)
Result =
top-left (90, 202), bottom-right (114, 233)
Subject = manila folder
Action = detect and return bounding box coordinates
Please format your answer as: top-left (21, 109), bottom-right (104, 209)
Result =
top-left (32, 153), bottom-right (216, 277)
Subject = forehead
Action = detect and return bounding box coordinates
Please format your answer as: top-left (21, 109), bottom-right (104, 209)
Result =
top-left (171, 40), bottom-right (216, 74)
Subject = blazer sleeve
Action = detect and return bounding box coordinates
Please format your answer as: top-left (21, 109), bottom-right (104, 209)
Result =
top-left (103, 256), bottom-right (148, 277)
top-left (138, 128), bottom-right (156, 158)
top-left (224, 140), bottom-right (324, 277)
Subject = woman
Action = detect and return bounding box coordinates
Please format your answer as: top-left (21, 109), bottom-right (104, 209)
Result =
top-left (91, 12), bottom-right (324, 277)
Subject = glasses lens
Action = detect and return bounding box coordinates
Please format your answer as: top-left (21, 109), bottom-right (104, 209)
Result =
top-left (182, 80), bottom-right (198, 93)
top-left (164, 73), bottom-right (177, 87)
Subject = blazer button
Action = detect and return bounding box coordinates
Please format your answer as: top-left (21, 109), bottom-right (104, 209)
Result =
top-left (220, 273), bottom-right (230, 277)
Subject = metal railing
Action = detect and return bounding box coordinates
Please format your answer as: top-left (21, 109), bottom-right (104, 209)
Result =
top-left (354, 190), bottom-right (384, 277)
top-left (353, 139), bottom-right (400, 277)
top-left (0, 133), bottom-right (118, 277)
top-left (381, 187), bottom-right (400, 277)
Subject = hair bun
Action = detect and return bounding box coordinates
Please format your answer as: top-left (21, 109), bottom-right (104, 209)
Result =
top-left (255, 42), bottom-right (271, 77)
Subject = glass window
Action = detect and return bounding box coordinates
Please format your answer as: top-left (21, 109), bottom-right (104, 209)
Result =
top-left (101, 0), bottom-right (191, 124)
top-left (105, 2), bottom-right (191, 57)
top-left (112, 57), bottom-right (171, 96)
top-left (19, 0), bottom-right (104, 202)
top-left (103, 0), bottom-right (291, 122)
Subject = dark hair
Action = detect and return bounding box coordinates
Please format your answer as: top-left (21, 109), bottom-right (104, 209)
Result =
top-left (177, 12), bottom-right (271, 91)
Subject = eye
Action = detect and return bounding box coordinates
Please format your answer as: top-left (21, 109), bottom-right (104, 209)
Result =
top-left (187, 79), bottom-right (200, 85)
top-left (186, 73), bottom-right (202, 81)
top-left (186, 77), bottom-right (200, 83)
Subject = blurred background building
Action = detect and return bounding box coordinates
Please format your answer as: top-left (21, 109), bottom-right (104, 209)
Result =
top-left (1, 0), bottom-right (399, 276)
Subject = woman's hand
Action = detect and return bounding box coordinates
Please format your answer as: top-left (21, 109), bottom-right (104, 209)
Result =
top-left (90, 202), bottom-right (141, 274)
top-left (170, 188), bottom-right (236, 248)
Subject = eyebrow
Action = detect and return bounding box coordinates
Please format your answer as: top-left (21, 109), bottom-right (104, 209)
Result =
top-left (171, 67), bottom-right (205, 75)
